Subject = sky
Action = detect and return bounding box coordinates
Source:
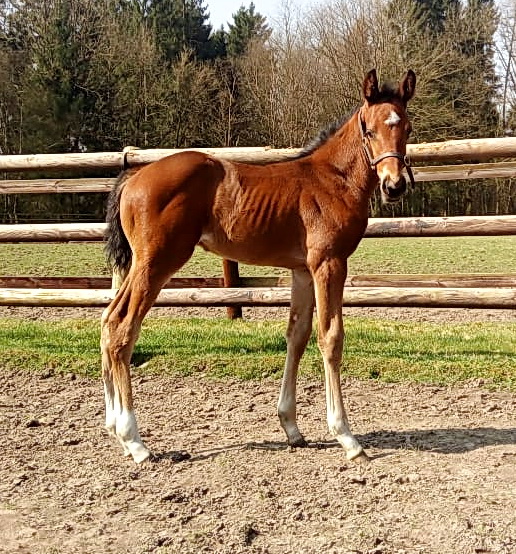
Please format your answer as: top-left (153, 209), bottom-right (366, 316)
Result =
top-left (206, 0), bottom-right (312, 30)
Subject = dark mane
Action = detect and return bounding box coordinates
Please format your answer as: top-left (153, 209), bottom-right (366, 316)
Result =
top-left (295, 109), bottom-right (356, 159)
top-left (295, 82), bottom-right (402, 160)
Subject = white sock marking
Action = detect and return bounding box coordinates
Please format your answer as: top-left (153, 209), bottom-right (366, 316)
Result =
top-left (112, 389), bottom-right (150, 463)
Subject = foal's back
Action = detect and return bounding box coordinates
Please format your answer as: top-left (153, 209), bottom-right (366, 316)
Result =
top-left (121, 150), bottom-right (331, 269)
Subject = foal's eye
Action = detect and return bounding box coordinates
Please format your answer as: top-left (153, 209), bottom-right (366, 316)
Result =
top-left (365, 129), bottom-right (374, 139)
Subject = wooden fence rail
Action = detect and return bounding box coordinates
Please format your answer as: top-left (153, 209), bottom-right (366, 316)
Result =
top-left (2, 273), bottom-right (515, 290)
top-left (0, 178), bottom-right (115, 194)
top-left (1, 137), bottom-right (516, 172)
top-left (0, 286), bottom-right (514, 309)
top-left (1, 215), bottom-right (514, 243)
top-left (2, 161), bottom-right (516, 194)
top-left (0, 138), bottom-right (514, 312)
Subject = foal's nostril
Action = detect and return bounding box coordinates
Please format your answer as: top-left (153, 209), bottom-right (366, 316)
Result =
top-left (381, 175), bottom-right (407, 199)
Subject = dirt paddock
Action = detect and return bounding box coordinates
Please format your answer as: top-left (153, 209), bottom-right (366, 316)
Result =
top-left (0, 307), bottom-right (515, 553)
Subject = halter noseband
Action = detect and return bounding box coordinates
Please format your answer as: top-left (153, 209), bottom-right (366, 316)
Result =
top-left (359, 111), bottom-right (415, 188)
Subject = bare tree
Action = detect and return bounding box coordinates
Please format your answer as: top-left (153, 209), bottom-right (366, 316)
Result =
top-left (497, 1), bottom-right (516, 132)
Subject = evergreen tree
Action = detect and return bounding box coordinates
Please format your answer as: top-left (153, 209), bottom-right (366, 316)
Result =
top-left (458, 0), bottom-right (499, 136)
top-left (410, 0), bottom-right (499, 139)
top-left (210, 26), bottom-right (228, 58)
top-left (206, 4), bottom-right (270, 149)
top-left (389, 0), bottom-right (500, 217)
top-left (147, 0), bottom-right (214, 60)
top-left (227, 3), bottom-right (270, 57)
top-left (8, 0), bottom-right (110, 153)
top-left (416, 0), bottom-right (460, 34)
top-left (0, 1), bottom-right (28, 155)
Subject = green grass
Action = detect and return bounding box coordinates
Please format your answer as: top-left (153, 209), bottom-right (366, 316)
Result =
top-left (0, 235), bottom-right (515, 276)
top-left (0, 236), bottom-right (514, 388)
top-left (348, 235), bottom-right (516, 275)
top-left (0, 317), bottom-right (514, 388)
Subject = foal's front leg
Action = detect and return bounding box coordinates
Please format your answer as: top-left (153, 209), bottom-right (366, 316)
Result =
top-left (311, 258), bottom-right (368, 462)
top-left (277, 267), bottom-right (315, 446)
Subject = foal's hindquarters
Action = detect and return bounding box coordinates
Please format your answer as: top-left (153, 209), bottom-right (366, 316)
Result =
top-left (101, 153), bottom-right (220, 462)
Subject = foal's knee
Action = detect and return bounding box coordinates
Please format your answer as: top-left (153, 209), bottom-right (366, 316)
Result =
top-left (317, 327), bottom-right (343, 359)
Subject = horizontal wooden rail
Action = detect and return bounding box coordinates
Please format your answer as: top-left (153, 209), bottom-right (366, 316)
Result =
top-left (1, 137), bottom-right (516, 172)
top-left (2, 161), bottom-right (516, 194)
top-left (0, 152), bottom-right (126, 172)
top-left (365, 215), bottom-right (516, 237)
top-left (1, 274), bottom-right (516, 289)
top-left (407, 137), bottom-right (516, 162)
top-left (0, 216), bottom-right (514, 242)
top-left (413, 161), bottom-right (516, 181)
top-left (344, 273), bottom-right (516, 288)
top-left (0, 178), bottom-right (115, 194)
top-left (0, 222), bottom-right (105, 242)
top-left (0, 286), bottom-right (514, 308)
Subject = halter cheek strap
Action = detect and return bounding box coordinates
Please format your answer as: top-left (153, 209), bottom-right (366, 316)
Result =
top-left (359, 113), bottom-right (415, 188)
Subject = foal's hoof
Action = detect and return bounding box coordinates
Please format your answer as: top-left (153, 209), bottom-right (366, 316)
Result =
top-left (288, 436), bottom-right (309, 448)
top-left (130, 444), bottom-right (152, 464)
top-left (349, 450), bottom-right (371, 466)
top-left (133, 451), bottom-right (152, 464)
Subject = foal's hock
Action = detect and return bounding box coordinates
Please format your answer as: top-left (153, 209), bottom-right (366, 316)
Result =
top-left (102, 69), bottom-right (416, 464)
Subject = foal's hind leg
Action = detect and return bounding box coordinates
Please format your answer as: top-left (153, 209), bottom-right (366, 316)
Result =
top-left (277, 268), bottom-right (315, 446)
top-left (101, 266), bottom-right (168, 462)
top-left (101, 244), bottom-right (196, 462)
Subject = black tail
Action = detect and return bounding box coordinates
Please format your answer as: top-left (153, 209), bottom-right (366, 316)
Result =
top-left (105, 173), bottom-right (132, 273)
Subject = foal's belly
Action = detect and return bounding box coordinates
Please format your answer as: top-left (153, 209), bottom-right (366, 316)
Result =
top-left (198, 231), bottom-right (306, 269)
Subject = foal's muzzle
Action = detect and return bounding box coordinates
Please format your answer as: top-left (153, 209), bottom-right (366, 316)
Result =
top-left (381, 174), bottom-right (407, 203)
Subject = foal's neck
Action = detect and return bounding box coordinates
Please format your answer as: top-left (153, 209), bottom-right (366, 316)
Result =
top-left (312, 112), bottom-right (378, 210)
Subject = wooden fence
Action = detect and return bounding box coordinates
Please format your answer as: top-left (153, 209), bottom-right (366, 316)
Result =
top-left (0, 137), bottom-right (515, 310)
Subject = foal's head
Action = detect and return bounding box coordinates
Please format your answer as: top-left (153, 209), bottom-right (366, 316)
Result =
top-left (359, 69), bottom-right (416, 204)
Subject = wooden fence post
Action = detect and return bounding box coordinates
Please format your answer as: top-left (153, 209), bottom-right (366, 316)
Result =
top-left (223, 259), bottom-right (242, 319)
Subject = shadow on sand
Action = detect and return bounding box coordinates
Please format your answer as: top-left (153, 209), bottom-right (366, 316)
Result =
top-left (152, 426), bottom-right (516, 463)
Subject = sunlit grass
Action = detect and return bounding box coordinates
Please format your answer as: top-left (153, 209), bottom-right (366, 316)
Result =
top-left (0, 236), bottom-right (514, 387)
top-left (0, 317), bottom-right (513, 388)
top-left (0, 236), bottom-right (515, 276)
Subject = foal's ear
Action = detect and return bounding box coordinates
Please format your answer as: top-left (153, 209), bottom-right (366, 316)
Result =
top-left (399, 70), bottom-right (416, 103)
top-left (363, 69), bottom-right (379, 103)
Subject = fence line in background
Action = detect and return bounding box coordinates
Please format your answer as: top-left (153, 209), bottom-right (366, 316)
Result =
top-left (0, 215), bottom-right (514, 243)
top-left (1, 273), bottom-right (515, 290)
top-left (1, 137), bottom-right (516, 172)
top-left (0, 139), bottom-right (515, 311)
top-left (0, 286), bottom-right (514, 309)
top-left (2, 161), bottom-right (516, 194)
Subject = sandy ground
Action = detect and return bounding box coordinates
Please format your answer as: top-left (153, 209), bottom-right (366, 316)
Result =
top-left (0, 368), bottom-right (515, 554)
top-left (0, 305), bottom-right (515, 553)
top-left (0, 305), bottom-right (515, 323)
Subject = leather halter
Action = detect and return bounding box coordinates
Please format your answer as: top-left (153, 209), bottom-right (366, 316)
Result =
top-left (359, 111), bottom-right (415, 188)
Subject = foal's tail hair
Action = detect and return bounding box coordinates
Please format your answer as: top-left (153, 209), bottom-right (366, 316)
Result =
top-left (105, 171), bottom-right (135, 274)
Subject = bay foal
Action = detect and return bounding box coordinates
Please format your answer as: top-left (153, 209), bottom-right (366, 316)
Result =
top-left (102, 69), bottom-right (416, 464)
